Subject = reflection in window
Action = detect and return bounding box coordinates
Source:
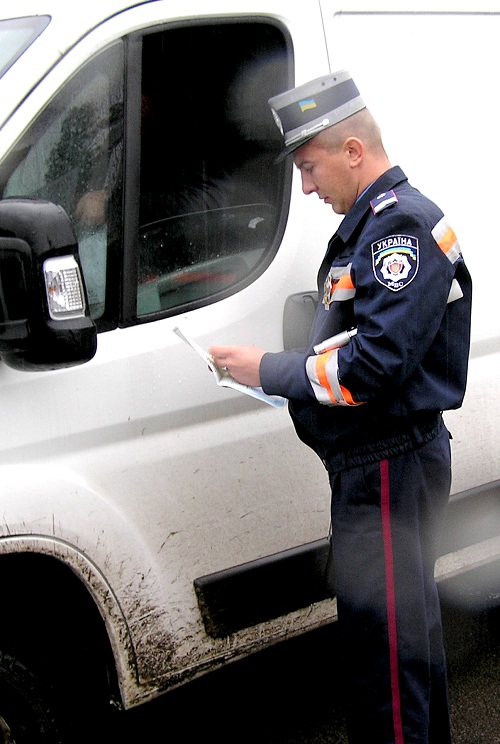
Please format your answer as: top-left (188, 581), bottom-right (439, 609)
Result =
top-left (2, 43), bottom-right (124, 319)
top-left (137, 204), bottom-right (277, 313)
top-left (0, 15), bottom-right (51, 79)
top-left (136, 23), bottom-right (289, 316)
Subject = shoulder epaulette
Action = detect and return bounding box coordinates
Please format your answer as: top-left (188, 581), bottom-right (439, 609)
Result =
top-left (370, 189), bottom-right (399, 215)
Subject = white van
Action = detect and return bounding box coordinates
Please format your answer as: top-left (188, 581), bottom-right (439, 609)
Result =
top-left (0, 1), bottom-right (498, 741)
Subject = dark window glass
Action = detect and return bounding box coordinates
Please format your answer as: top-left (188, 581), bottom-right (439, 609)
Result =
top-left (136, 22), bottom-right (290, 316)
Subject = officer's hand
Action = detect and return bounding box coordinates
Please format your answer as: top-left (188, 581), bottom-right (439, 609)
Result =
top-left (209, 345), bottom-right (265, 387)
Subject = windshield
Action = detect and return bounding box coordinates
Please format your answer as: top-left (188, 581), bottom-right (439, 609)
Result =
top-left (0, 16), bottom-right (51, 79)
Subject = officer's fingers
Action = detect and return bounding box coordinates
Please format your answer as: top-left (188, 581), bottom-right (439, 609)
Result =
top-left (209, 346), bottom-right (235, 365)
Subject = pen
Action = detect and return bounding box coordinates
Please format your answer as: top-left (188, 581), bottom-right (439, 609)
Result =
top-left (313, 328), bottom-right (358, 355)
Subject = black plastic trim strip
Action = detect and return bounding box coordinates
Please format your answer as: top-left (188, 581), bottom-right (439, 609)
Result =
top-left (194, 537), bottom-right (333, 638)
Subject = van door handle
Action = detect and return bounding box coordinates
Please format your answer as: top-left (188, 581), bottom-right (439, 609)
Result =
top-left (283, 291), bottom-right (318, 350)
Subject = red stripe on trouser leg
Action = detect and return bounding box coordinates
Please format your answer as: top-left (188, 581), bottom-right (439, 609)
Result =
top-left (380, 458), bottom-right (404, 744)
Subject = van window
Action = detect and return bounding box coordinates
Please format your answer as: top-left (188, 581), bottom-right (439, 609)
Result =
top-left (2, 42), bottom-right (124, 320)
top-left (0, 16), bottom-right (51, 78)
top-left (136, 23), bottom-right (289, 316)
top-left (0, 20), bottom-right (290, 324)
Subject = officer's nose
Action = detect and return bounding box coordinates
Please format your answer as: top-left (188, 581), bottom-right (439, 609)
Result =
top-left (301, 171), bottom-right (316, 196)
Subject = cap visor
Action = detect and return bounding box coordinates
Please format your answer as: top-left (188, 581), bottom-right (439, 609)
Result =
top-left (274, 132), bottom-right (317, 163)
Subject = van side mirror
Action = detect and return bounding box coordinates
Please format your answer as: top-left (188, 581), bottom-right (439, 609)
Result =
top-left (0, 198), bottom-right (96, 370)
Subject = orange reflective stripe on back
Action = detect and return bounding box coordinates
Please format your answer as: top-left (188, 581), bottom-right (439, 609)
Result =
top-left (437, 226), bottom-right (457, 256)
top-left (336, 273), bottom-right (355, 290)
top-left (432, 217), bottom-right (461, 264)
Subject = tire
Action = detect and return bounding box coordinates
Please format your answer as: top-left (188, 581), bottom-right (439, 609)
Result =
top-left (0, 651), bottom-right (61, 744)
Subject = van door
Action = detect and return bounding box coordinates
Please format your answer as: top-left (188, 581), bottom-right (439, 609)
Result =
top-left (0, 3), bottom-right (335, 697)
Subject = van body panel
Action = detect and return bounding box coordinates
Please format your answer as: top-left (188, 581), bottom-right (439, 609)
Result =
top-left (0, 0), bottom-right (498, 715)
top-left (320, 4), bottom-right (500, 495)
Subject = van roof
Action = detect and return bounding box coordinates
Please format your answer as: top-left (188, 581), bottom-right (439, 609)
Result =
top-left (0, 0), bottom-right (158, 25)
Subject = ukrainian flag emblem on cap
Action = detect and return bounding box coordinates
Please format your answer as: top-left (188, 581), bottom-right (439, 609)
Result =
top-left (299, 98), bottom-right (317, 112)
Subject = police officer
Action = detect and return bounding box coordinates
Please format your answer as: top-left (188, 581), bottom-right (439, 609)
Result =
top-left (210, 71), bottom-right (472, 744)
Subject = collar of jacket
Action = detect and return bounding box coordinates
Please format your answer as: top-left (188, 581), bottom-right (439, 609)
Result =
top-left (336, 165), bottom-right (407, 244)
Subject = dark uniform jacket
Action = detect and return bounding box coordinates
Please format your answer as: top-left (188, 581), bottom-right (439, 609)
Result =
top-left (260, 166), bottom-right (472, 470)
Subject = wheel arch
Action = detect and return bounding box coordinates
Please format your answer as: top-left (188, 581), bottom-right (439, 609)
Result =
top-left (0, 535), bottom-right (138, 710)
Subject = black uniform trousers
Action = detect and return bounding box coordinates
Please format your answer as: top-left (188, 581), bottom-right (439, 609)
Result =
top-left (328, 421), bottom-right (452, 744)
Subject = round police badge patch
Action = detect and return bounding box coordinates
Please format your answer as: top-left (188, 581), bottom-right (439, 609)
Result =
top-left (371, 234), bottom-right (419, 291)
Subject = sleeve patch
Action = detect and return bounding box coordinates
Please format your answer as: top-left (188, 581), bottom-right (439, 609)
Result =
top-left (371, 234), bottom-right (419, 291)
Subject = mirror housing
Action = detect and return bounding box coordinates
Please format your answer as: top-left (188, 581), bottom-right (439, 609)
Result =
top-left (0, 198), bottom-right (97, 371)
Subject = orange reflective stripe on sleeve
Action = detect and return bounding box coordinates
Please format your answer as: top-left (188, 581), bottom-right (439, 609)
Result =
top-left (315, 352), bottom-right (338, 405)
top-left (339, 383), bottom-right (360, 406)
top-left (306, 350), bottom-right (364, 406)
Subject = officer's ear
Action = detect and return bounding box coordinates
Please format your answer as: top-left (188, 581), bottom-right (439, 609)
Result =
top-left (344, 137), bottom-right (363, 168)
